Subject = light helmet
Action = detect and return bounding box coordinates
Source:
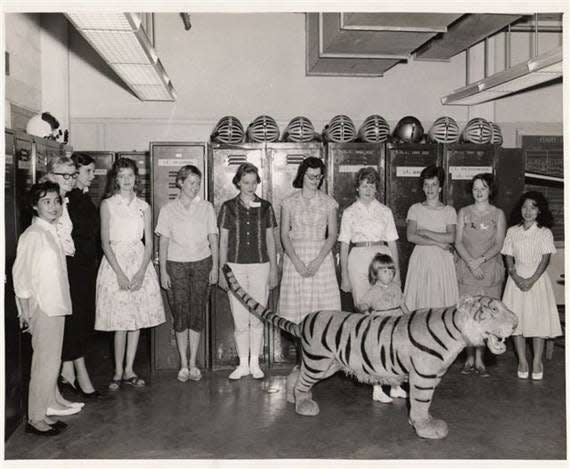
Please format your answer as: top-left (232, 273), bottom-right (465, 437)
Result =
top-left (428, 116), bottom-right (460, 144)
top-left (462, 118), bottom-right (493, 144)
top-left (210, 116), bottom-right (245, 144)
top-left (358, 115), bottom-right (390, 143)
top-left (489, 122), bottom-right (503, 145)
top-left (246, 115), bottom-right (280, 143)
top-left (282, 116), bottom-right (316, 143)
top-left (323, 115), bottom-right (357, 143)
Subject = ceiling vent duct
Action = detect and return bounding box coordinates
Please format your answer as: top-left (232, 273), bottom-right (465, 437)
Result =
top-left (66, 12), bottom-right (176, 102)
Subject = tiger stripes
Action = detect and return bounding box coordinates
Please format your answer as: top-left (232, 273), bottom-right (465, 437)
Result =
top-left (222, 263), bottom-right (516, 439)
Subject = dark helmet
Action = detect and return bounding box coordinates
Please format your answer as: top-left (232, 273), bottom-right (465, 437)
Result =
top-left (428, 116), bottom-right (460, 144)
top-left (392, 116), bottom-right (424, 143)
top-left (358, 115), bottom-right (390, 143)
top-left (282, 116), bottom-right (316, 143)
top-left (462, 118), bottom-right (493, 144)
top-left (246, 115), bottom-right (280, 143)
top-left (210, 116), bottom-right (245, 144)
top-left (323, 115), bottom-right (357, 143)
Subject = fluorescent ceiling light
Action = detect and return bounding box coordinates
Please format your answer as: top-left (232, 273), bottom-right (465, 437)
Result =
top-left (442, 47), bottom-right (562, 105)
top-left (66, 13), bottom-right (175, 102)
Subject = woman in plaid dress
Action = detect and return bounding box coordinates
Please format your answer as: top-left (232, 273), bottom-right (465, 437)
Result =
top-left (278, 157), bottom-right (341, 323)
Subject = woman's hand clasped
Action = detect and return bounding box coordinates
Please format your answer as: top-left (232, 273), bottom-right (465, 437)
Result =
top-left (130, 271), bottom-right (145, 291)
top-left (117, 272), bottom-right (131, 290)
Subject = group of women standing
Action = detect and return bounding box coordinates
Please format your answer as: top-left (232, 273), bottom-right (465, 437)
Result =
top-left (13, 152), bottom-right (562, 435)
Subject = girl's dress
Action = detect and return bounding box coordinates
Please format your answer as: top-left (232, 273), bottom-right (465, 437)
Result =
top-left (359, 281), bottom-right (404, 317)
top-left (456, 205), bottom-right (505, 299)
top-left (404, 203), bottom-right (459, 311)
top-left (95, 194), bottom-right (165, 331)
top-left (501, 223), bottom-right (562, 338)
top-left (278, 190), bottom-right (341, 323)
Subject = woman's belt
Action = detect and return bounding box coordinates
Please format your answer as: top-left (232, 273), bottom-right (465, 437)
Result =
top-left (352, 241), bottom-right (386, 248)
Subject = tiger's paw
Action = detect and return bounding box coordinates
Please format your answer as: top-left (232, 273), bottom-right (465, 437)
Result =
top-left (295, 398), bottom-right (320, 416)
top-left (286, 367), bottom-right (300, 404)
top-left (410, 417), bottom-right (448, 439)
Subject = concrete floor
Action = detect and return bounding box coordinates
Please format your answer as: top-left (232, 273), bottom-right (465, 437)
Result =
top-left (5, 339), bottom-right (566, 461)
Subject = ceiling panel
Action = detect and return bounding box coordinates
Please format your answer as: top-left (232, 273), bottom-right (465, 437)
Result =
top-left (341, 13), bottom-right (464, 33)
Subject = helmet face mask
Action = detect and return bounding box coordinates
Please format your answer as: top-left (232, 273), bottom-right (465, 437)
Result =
top-left (358, 115), bottom-right (390, 143)
top-left (462, 118), bottom-right (493, 144)
top-left (283, 116), bottom-right (316, 143)
top-left (429, 116), bottom-right (460, 144)
top-left (211, 116), bottom-right (245, 144)
top-left (324, 115), bottom-right (356, 143)
top-left (246, 115), bottom-right (280, 143)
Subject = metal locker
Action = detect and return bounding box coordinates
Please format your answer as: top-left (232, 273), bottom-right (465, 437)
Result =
top-left (32, 137), bottom-right (73, 183)
top-left (326, 142), bottom-right (385, 312)
top-left (116, 151), bottom-right (152, 205)
top-left (494, 147), bottom-right (524, 222)
top-left (149, 142), bottom-right (208, 372)
top-left (266, 142), bottom-right (324, 366)
top-left (78, 151), bottom-right (115, 207)
top-left (208, 143), bottom-right (264, 370)
top-left (385, 143), bottom-right (442, 283)
top-left (443, 143), bottom-right (496, 212)
top-left (4, 129), bottom-right (23, 440)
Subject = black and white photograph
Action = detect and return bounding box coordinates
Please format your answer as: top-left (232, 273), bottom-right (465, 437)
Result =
top-left (1, 0), bottom-right (568, 466)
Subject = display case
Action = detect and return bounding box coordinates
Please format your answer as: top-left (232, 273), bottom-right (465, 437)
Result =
top-left (149, 142), bottom-right (208, 372)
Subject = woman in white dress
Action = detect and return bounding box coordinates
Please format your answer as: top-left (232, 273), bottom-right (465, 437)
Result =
top-left (95, 158), bottom-right (165, 390)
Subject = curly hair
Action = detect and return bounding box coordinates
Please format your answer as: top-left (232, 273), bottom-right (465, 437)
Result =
top-left (292, 157), bottom-right (326, 189)
top-left (29, 181), bottom-right (62, 211)
top-left (103, 157), bottom-right (139, 199)
top-left (354, 167), bottom-right (380, 192)
top-left (509, 191), bottom-right (554, 228)
top-left (71, 152), bottom-right (95, 168)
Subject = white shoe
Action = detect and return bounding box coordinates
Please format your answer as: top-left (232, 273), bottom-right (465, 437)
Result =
top-left (46, 406), bottom-right (82, 416)
top-left (228, 366), bottom-right (250, 380)
top-left (250, 365), bottom-right (265, 379)
top-left (177, 368), bottom-right (189, 383)
top-left (65, 402), bottom-right (85, 409)
top-left (389, 386), bottom-right (408, 399)
top-left (372, 385), bottom-right (393, 403)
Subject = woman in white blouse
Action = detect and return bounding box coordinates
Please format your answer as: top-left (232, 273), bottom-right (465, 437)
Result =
top-left (339, 167), bottom-right (400, 306)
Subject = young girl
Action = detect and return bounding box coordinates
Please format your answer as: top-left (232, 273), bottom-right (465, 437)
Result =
top-left (501, 191), bottom-right (562, 381)
top-left (95, 158), bottom-right (165, 390)
top-left (358, 253), bottom-right (409, 403)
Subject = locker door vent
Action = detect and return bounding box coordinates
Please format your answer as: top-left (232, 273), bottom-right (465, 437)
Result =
top-left (286, 154), bottom-right (306, 165)
top-left (226, 154), bottom-right (247, 166)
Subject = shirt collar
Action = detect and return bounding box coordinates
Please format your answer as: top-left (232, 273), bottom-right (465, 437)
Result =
top-left (33, 216), bottom-right (58, 234)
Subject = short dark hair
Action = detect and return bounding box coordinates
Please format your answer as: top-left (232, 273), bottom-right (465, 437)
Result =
top-left (354, 167), bottom-right (380, 192)
top-left (71, 152), bottom-right (95, 168)
top-left (368, 253), bottom-right (396, 285)
top-left (292, 157), bottom-right (325, 189)
top-left (469, 173), bottom-right (495, 201)
top-left (419, 165), bottom-right (445, 187)
top-left (232, 162), bottom-right (261, 189)
top-left (510, 191), bottom-right (554, 228)
top-left (30, 181), bottom-right (61, 211)
top-left (104, 157), bottom-right (139, 198)
top-left (176, 165), bottom-right (202, 189)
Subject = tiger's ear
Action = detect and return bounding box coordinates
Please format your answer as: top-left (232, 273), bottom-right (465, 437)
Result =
top-left (457, 295), bottom-right (476, 315)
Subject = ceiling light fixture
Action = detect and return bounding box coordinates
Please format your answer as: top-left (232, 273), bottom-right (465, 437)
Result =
top-left (66, 12), bottom-right (176, 102)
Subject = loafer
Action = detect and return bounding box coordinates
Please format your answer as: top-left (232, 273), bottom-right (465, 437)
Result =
top-left (46, 406), bottom-right (82, 417)
top-left (25, 423), bottom-right (60, 436)
top-left (228, 366), bottom-right (250, 380)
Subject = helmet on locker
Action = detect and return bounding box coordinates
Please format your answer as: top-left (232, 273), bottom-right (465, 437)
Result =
top-left (358, 115), bottom-right (390, 143)
top-left (210, 116), bottom-right (245, 144)
top-left (392, 116), bottom-right (424, 143)
top-left (323, 115), bottom-right (356, 143)
top-left (462, 118), bottom-right (493, 144)
top-left (246, 115), bottom-right (280, 143)
top-left (428, 116), bottom-right (460, 144)
top-left (489, 122), bottom-right (503, 145)
top-left (282, 116), bottom-right (316, 143)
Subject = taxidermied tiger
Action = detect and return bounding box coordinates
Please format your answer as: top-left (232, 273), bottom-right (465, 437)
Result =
top-left (222, 264), bottom-right (518, 439)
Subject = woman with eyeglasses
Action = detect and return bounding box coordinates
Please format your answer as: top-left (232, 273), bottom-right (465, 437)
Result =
top-left (278, 157), bottom-right (340, 324)
top-left (55, 153), bottom-right (101, 396)
top-left (338, 167), bottom-right (400, 308)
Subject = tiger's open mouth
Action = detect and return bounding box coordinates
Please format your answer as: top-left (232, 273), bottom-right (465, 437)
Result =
top-left (485, 333), bottom-right (508, 354)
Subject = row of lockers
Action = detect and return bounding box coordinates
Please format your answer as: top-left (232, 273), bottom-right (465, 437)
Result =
top-left (4, 130), bottom-right (525, 376)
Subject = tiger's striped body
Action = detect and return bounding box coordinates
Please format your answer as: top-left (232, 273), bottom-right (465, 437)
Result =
top-left (222, 264), bottom-right (517, 439)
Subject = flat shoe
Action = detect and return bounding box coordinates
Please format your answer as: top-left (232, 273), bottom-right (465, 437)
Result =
top-left (517, 370), bottom-right (529, 379)
top-left (46, 406), bottom-right (81, 417)
top-left (188, 368), bottom-right (202, 382)
top-left (475, 366), bottom-right (490, 378)
top-left (228, 366), bottom-right (250, 380)
top-left (531, 372), bottom-right (543, 381)
top-left (108, 378), bottom-right (121, 391)
top-left (66, 401), bottom-right (85, 408)
top-left (77, 389), bottom-right (101, 399)
top-left (177, 368), bottom-right (189, 383)
top-left (25, 423), bottom-right (60, 436)
top-left (123, 375), bottom-right (146, 388)
top-left (460, 364), bottom-right (475, 375)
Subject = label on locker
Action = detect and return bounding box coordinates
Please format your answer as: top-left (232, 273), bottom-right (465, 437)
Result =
top-left (18, 161), bottom-right (31, 170)
top-left (396, 166), bottom-right (425, 177)
top-left (449, 166), bottom-right (492, 180)
top-left (158, 158), bottom-right (198, 167)
top-left (339, 164), bottom-right (376, 173)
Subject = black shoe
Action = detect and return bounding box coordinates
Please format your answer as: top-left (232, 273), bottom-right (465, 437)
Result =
top-left (77, 389), bottom-right (101, 399)
top-left (49, 420), bottom-right (68, 431)
top-left (25, 423), bottom-right (60, 436)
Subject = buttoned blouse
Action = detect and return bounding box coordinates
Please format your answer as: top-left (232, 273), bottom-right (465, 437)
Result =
top-left (155, 196), bottom-right (218, 262)
top-left (56, 198), bottom-right (75, 256)
top-left (13, 217), bottom-right (72, 317)
top-left (501, 223), bottom-right (556, 270)
top-left (218, 194), bottom-right (277, 264)
top-left (282, 190), bottom-right (338, 241)
top-left (338, 199), bottom-right (398, 244)
top-left (106, 194), bottom-right (149, 243)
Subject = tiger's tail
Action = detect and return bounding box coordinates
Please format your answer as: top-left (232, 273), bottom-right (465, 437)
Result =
top-left (222, 264), bottom-right (300, 338)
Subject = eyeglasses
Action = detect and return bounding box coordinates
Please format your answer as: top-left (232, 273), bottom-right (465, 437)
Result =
top-left (52, 172), bottom-right (78, 180)
top-left (305, 173), bottom-right (323, 181)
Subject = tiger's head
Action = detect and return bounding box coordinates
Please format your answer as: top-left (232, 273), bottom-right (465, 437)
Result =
top-left (458, 295), bottom-right (518, 354)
